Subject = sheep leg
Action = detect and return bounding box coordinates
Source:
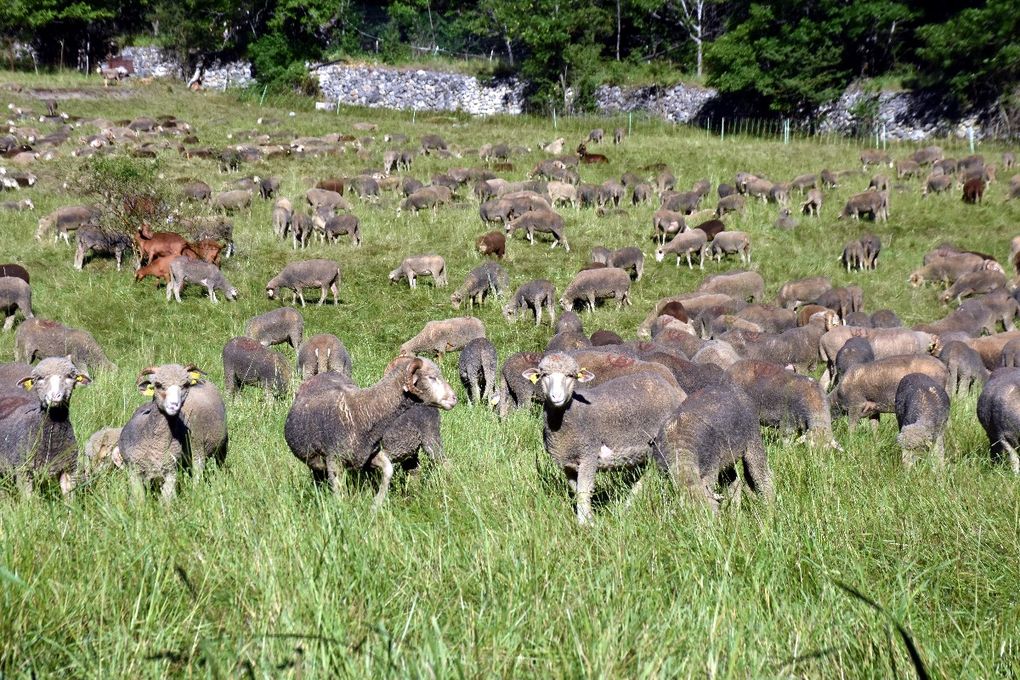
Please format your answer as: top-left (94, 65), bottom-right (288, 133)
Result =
top-left (1004, 442), bottom-right (1020, 475)
top-left (208, 285), bottom-right (218, 303)
top-left (173, 283), bottom-right (183, 303)
top-left (370, 451), bottom-right (395, 511)
top-left (192, 453), bottom-right (206, 484)
top-left (160, 470), bottom-right (177, 505)
top-left (934, 432), bottom-right (946, 467)
top-left (59, 471), bottom-right (75, 496)
top-left (298, 291), bottom-right (306, 308)
top-left (742, 440), bottom-right (775, 502)
top-left (3, 315), bottom-right (14, 331)
top-left (470, 380), bottom-right (481, 405)
top-left (317, 286), bottom-right (326, 306)
top-left (325, 456), bottom-right (343, 493)
top-left (575, 460), bottom-right (596, 524)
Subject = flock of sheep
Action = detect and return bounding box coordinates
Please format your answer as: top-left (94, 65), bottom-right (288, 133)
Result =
top-left (3, 98), bottom-right (1020, 522)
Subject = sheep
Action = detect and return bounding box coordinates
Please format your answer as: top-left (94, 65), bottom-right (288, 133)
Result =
top-left (652, 209), bottom-right (686, 244)
top-left (400, 317), bottom-right (486, 357)
top-left (727, 360), bottom-right (837, 448)
top-left (560, 268), bottom-right (631, 312)
top-left (505, 209), bottom-right (569, 251)
top-left (0, 362), bottom-right (33, 394)
top-left (590, 330), bottom-right (623, 346)
top-left (604, 246), bottom-right (644, 280)
top-left (284, 356), bottom-right (456, 505)
top-left (693, 218), bottom-right (726, 241)
top-left (715, 194), bottom-right (745, 216)
top-left (652, 383), bottom-right (773, 512)
top-left (523, 352), bottom-right (686, 523)
top-left (813, 285), bottom-right (864, 320)
top-left (977, 368), bottom-right (1020, 474)
top-left (306, 187), bottom-right (352, 212)
top-left (939, 269), bottom-right (1007, 304)
top-left (167, 257), bottom-right (238, 303)
top-left (245, 307), bottom-right (303, 349)
top-left (503, 279), bottom-right (556, 326)
top-left (896, 159), bottom-right (921, 179)
top-left (965, 331), bottom-right (1020, 369)
top-left (962, 177), bottom-right (985, 204)
top-left (450, 262), bottom-right (509, 309)
top-left (83, 426), bottom-right (123, 474)
top-left (909, 255), bottom-right (988, 287)
top-left (14, 318), bottom-right (114, 372)
top-left (869, 174), bottom-right (890, 192)
top-left (871, 309), bottom-right (902, 328)
top-left (222, 337), bottom-right (292, 397)
top-left (895, 373), bottom-right (950, 468)
top-left (0, 357), bottom-right (90, 495)
top-left (119, 364), bottom-right (228, 502)
top-left (833, 337), bottom-right (875, 386)
top-left (271, 199), bottom-right (292, 238)
top-left (389, 254), bottom-right (447, 288)
top-left (834, 355), bottom-right (948, 427)
top-left (71, 226), bottom-right (132, 271)
top-left (710, 231), bottom-right (751, 264)
top-left (494, 352), bottom-right (544, 416)
top-left (0, 277), bottom-right (33, 331)
top-left (800, 188), bottom-right (824, 217)
top-left (698, 270), bottom-right (764, 304)
top-left (297, 334), bottom-right (352, 380)
top-left (421, 134), bottom-right (448, 154)
top-left (399, 188), bottom-right (443, 214)
top-left (35, 205), bottom-right (99, 243)
top-left (923, 174), bottom-right (953, 196)
top-left (182, 180), bottom-right (212, 201)
top-left (841, 240), bottom-right (866, 272)
top-left (319, 214), bottom-right (362, 246)
top-left (839, 190), bottom-right (888, 221)
top-left (0, 199), bottom-right (35, 211)
top-left (819, 327), bottom-right (937, 386)
top-left (777, 276), bottom-right (831, 309)
top-left (861, 149), bottom-right (892, 169)
top-left (266, 259), bottom-right (342, 307)
top-left (774, 208), bottom-right (798, 230)
top-left (212, 189), bottom-right (252, 213)
top-left (655, 230), bottom-right (708, 269)
top-left (380, 404), bottom-right (444, 473)
top-left (459, 337), bottom-right (498, 405)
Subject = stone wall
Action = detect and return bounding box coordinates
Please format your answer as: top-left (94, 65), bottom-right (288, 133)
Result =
top-left (101, 46), bottom-right (254, 90)
top-left (311, 63), bottom-right (525, 116)
top-left (815, 87), bottom-right (986, 141)
top-left (594, 83), bottom-right (718, 123)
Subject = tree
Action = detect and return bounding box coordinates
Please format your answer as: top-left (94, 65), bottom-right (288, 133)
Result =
top-left (672, 0), bottom-right (708, 78)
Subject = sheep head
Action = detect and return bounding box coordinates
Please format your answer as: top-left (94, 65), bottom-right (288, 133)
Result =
top-left (137, 363), bottom-right (205, 416)
top-left (522, 352), bottom-right (593, 408)
top-left (397, 356), bottom-right (457, 410)
top-left (19, 356), bottom-right (90, 408)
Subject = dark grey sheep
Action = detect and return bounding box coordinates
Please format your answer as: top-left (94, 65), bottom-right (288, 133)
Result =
top-left (458, 337), bottom-right (498, 405)
top-left (451, 262), bottom-right (510, 309)
top-left (523, 352), bottom-right (686, 523)
top-left (554, 311), bottom-right (584, 335)
top-left (14, 318), bottom-right (115, 372)
top-left (119, 364), bottom-right (228, 503)
top-left (834, 337), bottom-right (875, 386)
top-left (0, 357), bottom-right (90, 496)
top-left (895, 373), bottom-right (950, 467)
top-left (977, 368), bottom-right (1020, 474)
top-left (0, 277), bottom-right (33, 331)
top-left (496, 351), bottom-right (544, 416)
top-left (266, 259), bottom-right (342, 307)
top-left (560, 268), bottom-right (631, 312)
top-left (503, 279), bottom-right (557, 326)
top-left (284, 356), bottom-right (457, 505)
top-left (835, 355), bottom-right (948, 427)
top-left (870, 309), bottom-right (902, 328)
top-left (381, 404), bottom-right (444, 472)
top-left (652, 382), bottom-right (774, 513)
top-left (399, 317), bottom-right (486, 357)
top-left (938, 340), bottom-right (989, 396)
top-left (505, 209), bottom-right (569, 251)
top-left (297, 334), bottom-right (352, 380)
top-left (547, 330), bottom-right (592, 352)
top-left (244, 307), bottom-right (304, 349)
top-left (167, 257), bottom-right (238, 303)
top-left (222, 337), bottom-right (292, 397)
top-left (0, 361), bottom-right (33, 393)
top-left (73, 226), bottom-right (133, 271)
top-left (320, 214), bottom-right (362, 246)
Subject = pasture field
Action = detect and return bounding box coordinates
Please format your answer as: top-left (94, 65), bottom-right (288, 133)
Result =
top-left (1, 72), bottom-right (1019, 678)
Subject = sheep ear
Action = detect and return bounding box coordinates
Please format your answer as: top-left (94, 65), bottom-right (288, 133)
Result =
top-left (522, 368), bottom-right (541, 384)
top-left (138, 381), bottom-right (155, 397)
top-left (184, 364), bottom-right (206, 384)
top-left (18, 377), bottom-right (34, 391)
top-left (74, 373), bottom-right (91, 386)
top-left (576, 368), bottom-right (595, 383)
top-left (404, 358), bottom-right (423, 389)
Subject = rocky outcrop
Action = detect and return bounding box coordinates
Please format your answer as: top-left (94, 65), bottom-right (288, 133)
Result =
top-left (594, 83), bottom-right (718, 123)
top-left (816, 86), bottom-right (987, 141)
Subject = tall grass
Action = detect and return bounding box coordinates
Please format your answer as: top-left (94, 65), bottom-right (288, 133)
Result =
top-left (0, 72), bottom-right (1019, 677)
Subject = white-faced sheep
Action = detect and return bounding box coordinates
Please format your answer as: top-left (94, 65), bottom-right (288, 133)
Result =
top-left (266, 259), bottom-right (342, 307)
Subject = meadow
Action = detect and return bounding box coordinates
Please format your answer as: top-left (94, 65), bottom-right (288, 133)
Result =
top-left (1, 72), bottom-right (1019, 678)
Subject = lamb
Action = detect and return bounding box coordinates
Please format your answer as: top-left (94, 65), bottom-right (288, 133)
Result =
top-left (451, 262), bottom-right (509, 309)
top-left (727, 360), bottom-right (837, 449)
top-left (245, 307), bottom-right (303, 349)
top-left (503, 279), bottom-right (557, 326)
top-left (0, 277), bottom-right (33, 331)
top-left (560, 268), bottom-right (631, 312)
top-left (977, 368), bottom-right (1020, 473)
top-left (777, 276), bottom-right (831, 309)
top-left (297, 334), bottom-right (352, 380)
top-left (524, 352), bottom-right (686, 523)
top-left (505, 209), bottom-right (569, 251)
top-left (698, 270), bottom-right (764, 303)
top-left (710, 231), bottom-right (751, 264)
top-left (284, 356), bottom-right (457, 505)
top-left (14, 318), bottom-right (114, 372)
top-left (212, 189), bottom-right (252, 213)
top-left (939, 269), bottom-right (1007, 304)
top-left (834, 355), bottom-right (948, 427)
top-left (389, 254), bottom-right (447, 288)
top-left (0, 357), bottom-right (90, 495)
top-left (167, 257), bottom-right (238, 303)
top-left (0, 199), bottom-right (35, 211)
top-left (222, 337), bottom-right (292, 397)
top-left (655, 230), bottom-right (708, 269)
top-left (775, 208), bottom-right (798, 230)
top-left (895, 373), bottom-right (951, 467)
top-left (652, 383), bottom-right (773, 512)
top-left (118, 364), bottom-right (228, 502)
top-left (72, 226), bottom-right (133, 271)
top-left (399, 317), bottom-right (486, 357)
top-left (266, 259), bottom-right (342, 307)
top-left (476, 231), bottom-right (506, 258)
top-left (459, 337), bottom-right (498, 405)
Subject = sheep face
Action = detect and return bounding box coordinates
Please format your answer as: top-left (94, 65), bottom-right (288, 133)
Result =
top-left (401, 357), bottom-right (457, 410)
top-left (654, 248), bottom-right (666, 263)
top-left (137, 364), bottom-right (204, 417)
top-left (19, 356), bottom-right (90, 408)
top-left (501, 303), bottom-right (517, 321)
top-left (522, 353), bottom-right (593, 408)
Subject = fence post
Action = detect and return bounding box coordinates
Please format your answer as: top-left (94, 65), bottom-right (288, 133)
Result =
top-left (628, 111), bottom-right (632, 136)
top-left (881, 123), bottom-right (888, 150)
top-left (552, 109), bottom-right (557, 130)
top-left (259, 85), bottom-right (268, 107)
top-left (721, 117), bottom-right (725, 141)
top-left (968, 126), bottom-right (975, 153)
top-left (783, 119), bottom-right (790, 144)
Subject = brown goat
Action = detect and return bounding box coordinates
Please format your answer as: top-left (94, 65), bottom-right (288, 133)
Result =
top-left (135, 224), bottom-right (188, 265)
top-left (576, 144), bottom-right (609, 165)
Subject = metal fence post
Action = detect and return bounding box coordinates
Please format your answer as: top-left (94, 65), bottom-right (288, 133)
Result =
top-left (721, 117), bottom-right (725, 141)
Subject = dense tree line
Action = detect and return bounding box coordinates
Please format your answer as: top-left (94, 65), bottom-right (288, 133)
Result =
top-left (2, 0), bottom-right (1017, 116)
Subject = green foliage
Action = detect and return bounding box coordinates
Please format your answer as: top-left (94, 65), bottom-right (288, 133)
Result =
top-left (74, 155), bottom-right (176, 232)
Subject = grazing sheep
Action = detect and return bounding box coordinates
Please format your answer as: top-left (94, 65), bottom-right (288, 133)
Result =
top-left (604, 246), bottom-right (644, 280)
top-left (692, 340), bottom-right (742, 369)
top-left (693, 218), bottom-right (726, 241)
top-left (895, 373), bottom-right (950, 467)
top-left (861, 149), bottom-right (892, 169)
top-left (715, 194), bottom-right (746, 216)
top-left (871, 309), bottom-right (902, 328)
top-left (939, 269), bottom-right (1006, 304)
top-left (503, 279), bottom-right (556, 326)
top-left (399, 188), bottom-right (442, 214)
top-left (0, 357), bottom-right (90, 495)
top-left (819, 326), bottom-right (936, 386)
top-left (813, 285), bottom-right (864, 320)
top-left (909, 254), bottom-right (988, 287)
top-left (775, 208), bottom-right (798, 230)
top-left (297, 334), bottom-right (352, 380)
top-left (306, 187), bottom-right (352, 212)
top-left (653, 383), bottom-right (773, 512)
top-left (777, 276), bottom-right (831, 309)
top-left (0, 199), bottom-right (35, 211)
top-left (800, 188), bottom-right (823, 216)
top-left (400, 317), bottom-right (486, 357)
top-left (271, 199), bottom-right (292, 238)
top-left (524, 352), bottom-right (686, 523)
top-left (698, 270), bottom-right (764, 303)
top-left (710, 231), bottom-right (751, 264)
top-left (834, 355), bottom-right (948, 427)
top-left (923, 174), bottom-right (953, 196)
top-left (182, 180), bottom-right (212, 201)
top-left (833, 337), bottom-right (875, 386)
top-left (222, 337), bottom-right (292, 396)
top-left (212, 189), bottom-right (252, 213)
top-left (506, 209), bottom-right (569, 251)
top-left (319, 214), bottom-right (362, 246)
top-left (476, 231), bottom-right (506, 258)
top-left (119, 364), bottom-right (228, 502)
top-left (977, 368), bottom-right (1020, 473)
top-left (840, 240), bottom-right (866, 272)
top-left (451, 262), bottom-right (509, 309)
top-left (962, 177), bottom-right (984, 204)
top-left (459, 337), bottom-right (498, 405)
top-left (389, 254), bottom-right (447, 288)
top-left (284, 356), bottom-right (457, 505)
top-left (869, 174), bottom-right (890, 192)
top-left (966, 331), bottom-right (1020, 369)
top-left (652, 209), bottom-right (686, 244)
top-left (1002, 338), bottom-right (1020, 368)
top-left (421, 134), bottom-right (448, 154)
top-left (560, 268), bottom-right (631, 312)
top-left (289, 214), bottom-right (314, 249)
top-left (245, 307), bottom-right (303, 349)
top-left (14, 318), bottom-right (114, 372)
top-left (655, 230), bottom-right (708, 269)
top-left (839, 190), bottom-right (888, 221)
top-left (0, 277), bottom-right (33, 331)
top-left (587, 128), bottom-right (604, 144)
top-left (73, 226), bottom-right (133, 270)
top-left (495, 352), bottom-right (544, 416)
top-left (167, 257), bottom-right (238, 303)
top-left (590, 330), bottom-right (623, 346)
top-left (266, 259), bottom-right (342, 307)
top-left (35, 205), bottom-right (99, 243)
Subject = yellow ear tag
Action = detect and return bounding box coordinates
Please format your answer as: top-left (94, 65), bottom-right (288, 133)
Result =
top-left (21, 379), bottom-right (33, 391)
top-left (75, 375), bottom-right (86, 383)
top-left (143, 385), bottom-right (155, 396)
top-left (528, 374), bottom-right (540, 384)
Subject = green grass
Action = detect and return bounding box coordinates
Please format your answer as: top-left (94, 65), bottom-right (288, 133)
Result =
top-left (1, 70), bottom-right (1020, 678)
